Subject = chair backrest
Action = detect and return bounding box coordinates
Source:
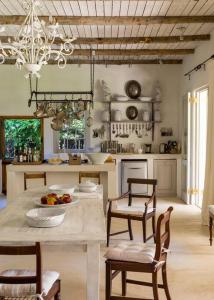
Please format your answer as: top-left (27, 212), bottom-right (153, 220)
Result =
top-left (154, 207), bottom-right (173, 262)
top-left (79, 171), bottom-right (101, 184)
top-left (24, 172), bottom-right (47, 190)
top-left (127, 178), bottom-right (157, 207)
top-left (0, 242), bottom-right (42, 294)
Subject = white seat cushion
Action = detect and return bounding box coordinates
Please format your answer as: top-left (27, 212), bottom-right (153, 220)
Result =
top-left (114, 203), bottom-right (155, 216)
top-left (209, 205), bottom-right (214, 215)
top-left (0, 269), bottom-right (59, 298)
top-left (105, 241), bottom-right (156, 264)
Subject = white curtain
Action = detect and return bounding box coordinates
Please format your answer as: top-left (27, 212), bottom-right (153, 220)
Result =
top-left (202, 61), bottom-right (214, 225)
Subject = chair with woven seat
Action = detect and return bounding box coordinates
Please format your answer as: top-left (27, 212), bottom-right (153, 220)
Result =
top-left (24, 172), bottom-right (47, 191)
top-left (79, 172), bottom-right (101, 185)
top-left (0, 242), bottom-right (60, 300)
top-left (105, 206), bottom-right (173, 300)
top-left (107, 178), bottom-right (157, 246)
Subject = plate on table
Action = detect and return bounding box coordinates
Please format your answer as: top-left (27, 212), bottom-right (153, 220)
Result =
top-left (34, 196), bottom-right (79, 208)
top-left (48, 184), bottom-right (75, 195)
top-left (78, 181), bottom-right (97, 193)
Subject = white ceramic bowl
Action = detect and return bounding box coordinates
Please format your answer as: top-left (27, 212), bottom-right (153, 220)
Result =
top-left (139, 96), bottom-right (152, 102)
top-left (116, 95), bottom-right (129, 101)
top-left (48, 184), bottom-right (75, 195)
top-left (26, 208), bottom-right (65, 228)
top-left (79, 181), bottom-right (97, 193)
top-left (86, 153), bottom-right (109, 165)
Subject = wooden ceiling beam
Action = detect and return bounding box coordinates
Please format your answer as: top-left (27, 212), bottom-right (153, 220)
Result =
top-left (73, 49), bottom-right (194, 55)
top-left (3, 59), bottom-right (183, 65)
top-left (0, 35), bottom-right (209, 45)
top-left (0, 16), bottom-right (214, 25)
top-left (75, 35), bottom-right (210, 44)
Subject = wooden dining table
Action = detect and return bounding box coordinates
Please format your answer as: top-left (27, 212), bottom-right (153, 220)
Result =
top-left (0, 186), bottom-right (106, 300)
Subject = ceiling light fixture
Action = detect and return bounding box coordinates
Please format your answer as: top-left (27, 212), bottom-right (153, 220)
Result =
top-left (0, 0), bottom-right (76, 78)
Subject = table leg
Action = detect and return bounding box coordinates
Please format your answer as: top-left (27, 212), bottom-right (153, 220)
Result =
top-left (209, 216), bottom-right (213, 246)
top-left (86, 243), bottom-right (100, 300)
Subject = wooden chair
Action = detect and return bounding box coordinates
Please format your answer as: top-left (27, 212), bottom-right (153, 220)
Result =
top-left (107, 178), bottom-right (157, 246)
top-left (24, 172), bottom-right (47, 190)
top-left (105, 206), bottom-right (173, 300)
top-left (0, 242), bottom-right (60, 300)
top-left (209, 206), bottom-right (214, 245)
top-left (79, 171), bottom-right (101, 184)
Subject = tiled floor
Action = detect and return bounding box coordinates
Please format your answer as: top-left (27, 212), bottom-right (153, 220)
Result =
top-left (0, 197), bottom-right (214, 299)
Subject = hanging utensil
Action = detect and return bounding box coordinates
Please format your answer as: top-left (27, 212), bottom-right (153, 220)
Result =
top-left (51, 117), bottom-right (63, 131)
top-left (34, 103), bottom-right (45, 118)
top-left (112, 124), bottom-right (116, 134)
top-left (86, 104), bottom-right (93, 127)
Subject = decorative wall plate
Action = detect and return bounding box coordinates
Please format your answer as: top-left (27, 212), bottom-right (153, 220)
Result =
top-left (126, 106), bottom-right (138, 120)
top-left (125, 80), bottom-right (141, 99)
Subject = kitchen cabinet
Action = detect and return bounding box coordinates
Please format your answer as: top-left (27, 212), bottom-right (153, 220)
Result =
top-left (153, 159), bottom-right (177, 196)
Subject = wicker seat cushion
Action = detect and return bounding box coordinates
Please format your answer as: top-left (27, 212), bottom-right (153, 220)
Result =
top-left (105, 241), bottom-right (156, 264)
top-left (0, 269), bottom-right (59, 298)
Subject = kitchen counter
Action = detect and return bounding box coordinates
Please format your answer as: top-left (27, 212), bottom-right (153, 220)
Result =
top-left (112, 153), bottom-right (181, 159)
top-left (6, 163), bottom-right (116, 204)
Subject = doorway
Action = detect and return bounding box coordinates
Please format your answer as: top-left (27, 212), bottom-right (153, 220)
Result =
top-left (194, 88), bottom-right (208, 207)
top-left (183, 88), bottom-right (208, 207)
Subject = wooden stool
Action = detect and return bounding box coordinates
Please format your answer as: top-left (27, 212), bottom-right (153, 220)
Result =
top-left (79, 172), bottom-right (101, 184)
top-left (24, 172), bottom-right (47, 190)
top-left (209, 206), bottom-right (214, 245)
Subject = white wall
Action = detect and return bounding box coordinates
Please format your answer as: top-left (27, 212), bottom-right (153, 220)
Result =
top-left (181, 30), bottom-right (214, 94)
top-left (0, 63), bottom-right (182, 157)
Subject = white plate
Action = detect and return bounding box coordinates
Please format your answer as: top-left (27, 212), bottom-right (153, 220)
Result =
top-left (139, 96), bottom-right (152, 102)
top-left (34, 197), bottom-right (79, 208)
top-left (116, 97), bottom-right (129, 101)
top-left (48, 184), bottom-right (75, 195)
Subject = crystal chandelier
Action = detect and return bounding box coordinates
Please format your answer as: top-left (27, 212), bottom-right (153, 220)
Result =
top-left (0, 0), bottom-right (76, 78)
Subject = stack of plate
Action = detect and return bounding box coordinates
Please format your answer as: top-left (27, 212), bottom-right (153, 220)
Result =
top-left (138, 96), bottom-right (152, 102)
top-left (78, 181), bottom-right (97, 193)
top-left (48, 184), bottom-right (75, 195)
top-left (116, 95), bottom-right (129, 101)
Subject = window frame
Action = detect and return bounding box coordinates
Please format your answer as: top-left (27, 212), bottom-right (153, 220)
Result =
top-left (0, 116), bottom-right (44, 163)
top-left (53, 114), bottom-right (88, 153)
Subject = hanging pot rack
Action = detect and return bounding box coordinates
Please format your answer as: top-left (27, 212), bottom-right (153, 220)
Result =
top-left (28, 49), bottom-right (95, 108)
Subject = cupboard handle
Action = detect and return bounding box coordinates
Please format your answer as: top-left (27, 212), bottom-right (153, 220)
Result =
top-left (128, 167), bottom-right (142, 170)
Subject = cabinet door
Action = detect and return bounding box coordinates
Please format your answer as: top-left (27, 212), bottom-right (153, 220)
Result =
top-left (153, 159), bottom-right (177, 196)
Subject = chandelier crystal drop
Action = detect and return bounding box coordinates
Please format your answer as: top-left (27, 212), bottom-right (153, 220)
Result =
top-left (0, 0), bottom-right (76, 78)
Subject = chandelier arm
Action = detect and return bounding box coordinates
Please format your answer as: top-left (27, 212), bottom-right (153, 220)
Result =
top-left (0, 45), bottom-right (27, 65)
top-left (0, 0), bottom-right (76, 77)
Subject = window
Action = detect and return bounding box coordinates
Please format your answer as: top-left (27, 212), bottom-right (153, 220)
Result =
top-left (58, 116), bottom-right (85, 151)
top-left (0, 118), bottom-right (43, 161)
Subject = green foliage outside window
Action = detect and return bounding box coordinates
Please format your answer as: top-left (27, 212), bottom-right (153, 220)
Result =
top-left (59, 117), bottom-right (85, 150)
top-left (4, 119), bottom-right (42, 159)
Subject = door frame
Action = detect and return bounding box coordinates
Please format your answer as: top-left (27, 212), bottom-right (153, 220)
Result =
top-left (186, 85), bottom-right (208, 206)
